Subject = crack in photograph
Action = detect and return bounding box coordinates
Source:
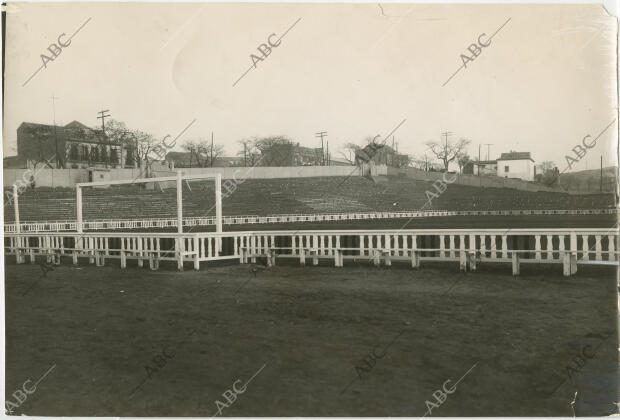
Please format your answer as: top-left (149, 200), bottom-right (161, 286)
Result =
top-left (2, 1), bottom-right (619, 417)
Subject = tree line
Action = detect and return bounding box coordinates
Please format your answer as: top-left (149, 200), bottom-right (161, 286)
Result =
top-left (98, 120), bottom-right (512, 174)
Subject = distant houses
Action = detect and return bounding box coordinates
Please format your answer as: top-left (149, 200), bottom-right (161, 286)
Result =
top-left (165, 152), bottom-right (244, 168)
top-left (465, 151), bottom-right (536, 181)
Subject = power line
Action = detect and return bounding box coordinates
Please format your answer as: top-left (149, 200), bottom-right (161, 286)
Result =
top-left (482, 143), bottom-right (493, 160)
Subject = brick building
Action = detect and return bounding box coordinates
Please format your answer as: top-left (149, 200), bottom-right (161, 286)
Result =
top-left (13, 121), bottom-right (132, 169)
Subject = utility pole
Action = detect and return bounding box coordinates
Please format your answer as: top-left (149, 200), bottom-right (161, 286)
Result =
top-left (315, 131), bottom-right (328, 165)
top-left (600, 155), bottom-right (603, 192)
top-left (244, 142), bottom-right (247, 166)
top-left (441, 131), bottom-right (453, 171)
top-left (483, 143), bottom-right (493, 160)
top-left (478, 144), bottom-right (481, 176)
top-left (50, 94), bottom-right (60, 168)
top-left (211, 132), bottom-right (214, 167)
top-left (326, 139), bottom-right (330, 166)
top-left (441, 131), bottom-right (453, 148)
top-left (97, 109), bottom-right (111, 168)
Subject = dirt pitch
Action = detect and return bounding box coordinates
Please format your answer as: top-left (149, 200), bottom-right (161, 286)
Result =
top-left (4, 258), bottom-right (619, 416)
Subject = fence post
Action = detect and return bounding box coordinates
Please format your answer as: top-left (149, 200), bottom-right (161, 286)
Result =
top-left (468, 251), bottom-right (477, 271)
top-left (578, 234), bottom-right (588, 260)
top-left (411, 250), bottom-right (419, 268)
top-left (546, 235), bottom-right (553, 260)
top-left (595, 235), bottom-right (602, 261)
top-left (88, 238), bottom-right (95, 264)
top-left (512, 252), bottom-right (520, 276)
top-left (439, 234), bottom-right (445, 258)
top-left (373, 249), bottom-right (380, 266)
top-left (76, 186), bottom-right (83, 235)
top-left (120, 238), bottom-right (126, 268)
top-left (459, 250), bottom-right (467, 271)
top-left (176, 171), bottom-right (183, 234)
top-left (215, 174), bottom-right (223, 246)
top-left (535, 235), bottom-right (541, 261)
top-left (176, 237), bottom-right (184, 271)
top-left (137, 237), bottom-right (144, 268)
top-left (194, 235), bottom-right (200, 271)
top-left (562, 252), bottom-right (571, 276)
top-left (13, 184), bottom-right (20, 235)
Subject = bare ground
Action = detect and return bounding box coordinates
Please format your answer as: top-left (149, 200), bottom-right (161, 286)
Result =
top-left (4, 258), bottom-right (619, 416)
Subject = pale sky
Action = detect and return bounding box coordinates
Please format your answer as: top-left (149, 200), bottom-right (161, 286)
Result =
top-left (2, 2), bottom-right (618, 171)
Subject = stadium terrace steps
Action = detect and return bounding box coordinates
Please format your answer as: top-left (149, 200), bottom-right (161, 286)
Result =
top-left (3, 176), bottom-right (615, 223)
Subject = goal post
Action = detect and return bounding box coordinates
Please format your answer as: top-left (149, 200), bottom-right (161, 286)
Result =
top-left (75, 171), bottom-right (223, 234)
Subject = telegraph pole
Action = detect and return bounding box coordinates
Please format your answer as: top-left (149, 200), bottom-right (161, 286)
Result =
top-left (50, 94), bottom-right (60, 168)
top-left (315, 131), bottom-right (328, 165)
top-left (211, 132), bottom-right (214, 167)
top-left (441, 131), bottom-right (453, 148)
top-left (97, 109), bottom-right (111, 168)
top-left (441, 131), bottom-right (453, 171)
top-left (600, 155), bottom-right (603, 192)
top-left (326, 139), bottom-right (330, 166)
top-left (483, 143), bottom-right (493, 160)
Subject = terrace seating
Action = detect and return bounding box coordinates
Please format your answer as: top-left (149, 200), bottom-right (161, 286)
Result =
top-left (4, 176), bottom-right (615, 223)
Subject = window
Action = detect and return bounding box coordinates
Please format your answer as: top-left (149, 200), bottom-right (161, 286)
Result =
top-left (69, 144), bottom-right (79, 160)
top-left (100, 145), bottom-right (108, 163)
top-left (504, 165), bottom-right (509, 172)
top-left (80, 145), bottom-right (89, 161)
top-left (110, 148), bottom-right (119, 165)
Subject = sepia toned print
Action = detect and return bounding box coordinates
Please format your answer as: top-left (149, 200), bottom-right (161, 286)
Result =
top-left (2, 2), bottom-right (619, 416)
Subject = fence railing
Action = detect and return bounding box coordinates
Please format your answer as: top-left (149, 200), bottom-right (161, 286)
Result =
top-left (5, 227), bottom-right (618, 276)
top-left (4, 208), bottom-right (617, 233)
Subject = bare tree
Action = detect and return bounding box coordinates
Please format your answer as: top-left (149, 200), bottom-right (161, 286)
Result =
top-left (410, 153), bottom-right (434, 171)
top-left (536, 161), bottom-right (559, 186)
top-left (425, 136), bottom-right (471, 172)
top-left (254, 136), bottom-right (295, 166)
top-left (237, 138), bottom-right (261, 166)
top-left (456, 152), bottom-right (471, 173)
top-left (99, 120), bottom-right (157, 169)
top-left (130, 130), bottom-right (158, 169)
top-left (538, 160), bottom-right (556, 173)
top-left (339, 142), bottom-right (360, 165)
top-left (104, 119), bottom-right (133, 145)
top-left (182, 139), bottom-right (224, 167)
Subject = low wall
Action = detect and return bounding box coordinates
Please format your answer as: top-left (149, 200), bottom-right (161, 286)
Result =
top-left (5, 165), bottom-right (554, 193)
top-left (387, 167), bottom-right (556, 193)
top-left (4, 168), bottom-right (89, 188)
top-left (4, 165), bottom-right (369, 188)
top-left (175, 165), bottom-right (365, 179)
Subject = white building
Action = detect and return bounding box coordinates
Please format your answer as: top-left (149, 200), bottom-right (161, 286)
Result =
top-left (496, 152), bottom-right (535, 181)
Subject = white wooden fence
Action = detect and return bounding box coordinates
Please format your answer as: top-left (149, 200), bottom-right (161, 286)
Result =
top-left (5, 227), bottom-right (618, 276)
top-left (4, 208), bottom-right (617, 233)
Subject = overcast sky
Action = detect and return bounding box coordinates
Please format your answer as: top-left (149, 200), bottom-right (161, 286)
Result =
top-left (3, 2), bottom-right (618, 171)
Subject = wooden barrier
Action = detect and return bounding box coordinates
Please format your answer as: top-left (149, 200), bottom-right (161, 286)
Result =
top-left (4, 208), bottom-right (617, 233)
top-left (4, 227), bottom-right (618, 276)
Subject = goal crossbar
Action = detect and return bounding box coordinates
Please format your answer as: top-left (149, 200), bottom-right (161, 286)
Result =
top-left (75, 172), bottom-right (222, 234)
